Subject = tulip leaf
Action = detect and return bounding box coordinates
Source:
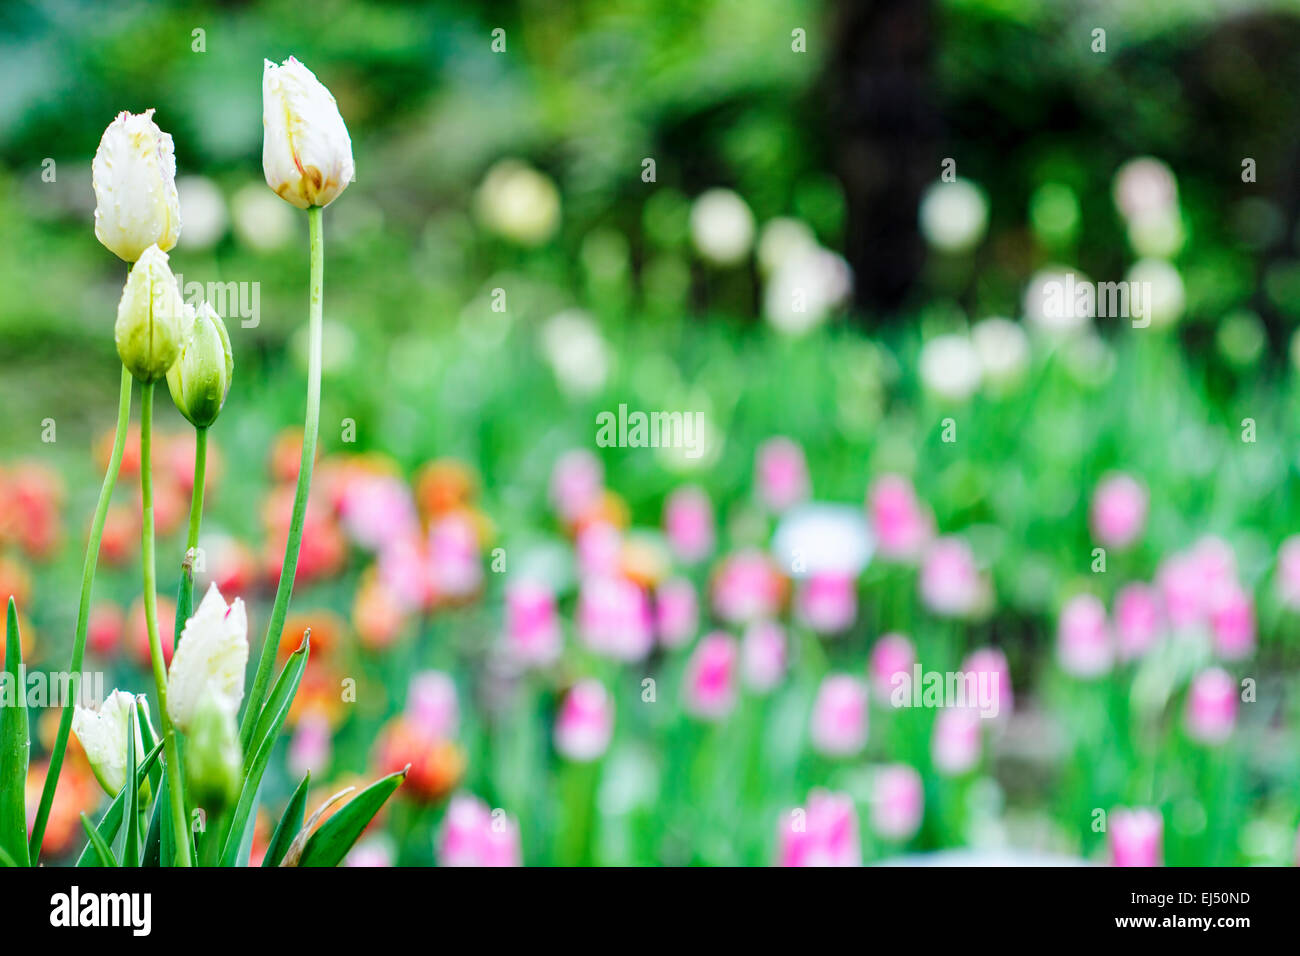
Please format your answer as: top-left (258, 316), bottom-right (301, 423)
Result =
top-left (219, 638), bottom-right (309, 866)
top-left (296, 767), bottom-right (407, 868)
top-left (262, 771), bottom-right (311, 868)
top-left (136, 697), bottom-right (162, 792)
top-left (0, 598), bottom-right (30, 867)
top-left (157, 763), bottom-right (175, 868)
top-left (0, 844), bottom-right (16, 867)
top-left (122, 709), bottom-right (140, 866)
top-left (80, 813), bottom-right (119, 867)
top-left (74, 739), bottom-right (163, 866)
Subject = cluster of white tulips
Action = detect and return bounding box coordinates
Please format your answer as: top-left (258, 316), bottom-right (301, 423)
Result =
top-left (2, 58), bottom-right (404, 870)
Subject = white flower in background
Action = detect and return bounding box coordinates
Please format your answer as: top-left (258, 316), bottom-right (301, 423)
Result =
top-left (918, 178), bottom-right (988, 254)
top-left (1126, 209), bottom-right (1184, 259)
top-left (1023, 266), bottom-right (1094, 336)
top-left (771, 503), bottom-right (873, 579)
top-left (262, 56), bottom-right (355, 209)
top-left (475, 159), bottom-right (560, 246)
top-left (231, 183), bottom-right (295, 252)
top-left (1112, 157), bottom-right (1177, 224)
top-left (540, 309), bottom-right (610, 397)
top-left (690, 188), bottom-right (754, 266)
top-left (919, 333), bottom-right (982, 402)
top-left (757, 217), bottom-right (817, 275)
top-left (72, 690), bottom-right (150, 796)
top-left (1126, 258), bottom-right (1185, 327)
top-left (764, 246), bottom-right (852, 335)
top-left (971, 317), bottom-right (1030, 390)
top-left (92, 109), bottom-right (182, 262)
top-left (177, 175), bottom-right (228, 250)
top-left (166, 583), bottom-right (249, 732)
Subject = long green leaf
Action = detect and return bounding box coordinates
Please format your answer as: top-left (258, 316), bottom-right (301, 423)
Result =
top-left (0, 599), bottom-right (30, 867)
top-left (0, 844), bottom-right (16, 867)
top-left (122, 708), bottom-right (139, 866)
top-left (262, 771), bottom-right (311, 867)
top-left (219, 637), bottom-right (309, 866)
top-left (297, 767), bottom-right (407, 868)
top-left (80, 813), bottom-right (119, 867)
top-left (74, 739), bottom-right (162, 866)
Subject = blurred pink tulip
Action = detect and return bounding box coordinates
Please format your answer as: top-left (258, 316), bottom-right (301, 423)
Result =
top-left (870, 632), bottom-right (916, 700)
top-left (1109, 807), bottom-right (1163, 867)
top-left (711, 549), bottom-right (786, 624)
top-left (871, 764), bottom-right (924, 841)
top-left (427, 512), bottom-right (483, 600)
top-left (338, 473), bottom-right (418, 552)
top-left (1114, 582), bottom-right (1163, 661)
top-left (810, 674), bottom-right (869, 756)
top-left (505, 578), bottom-right (562, 665)
top-left (683, 632), bottom-right (739, 720)
top-left (1185, 667), bottom-right (1237, 744)
top-left (437, 795), bottom-right (522, 867)
top-left (867, 474), bottom-right (934, 561)
top-left (741, 620), bottom-right (786, 692)
top-left (919, 537), bottom-right (987, 618)
top-left (576, 520), bottom-right (622, 579)
top-left (578, 575), bottom-right (653, 661)
top-left (961, 646), bottom-right (1013, 719)
top-left (1208, 583), bottom-right (1255, 660)
top-left (288, 711), bottom-right (332, 780)
top-left (796, 571), bottom-right (857, 634)
top-left (777, 789), bottom-right (861, 867)
top-left (756, 437), bottom-right (810, 512)
top-left (1089, 473), bottom-right (1147, 550)
top-left (550, 449), bottom-right (603, 523)
top-left (1056, 594), bottom-right (1114, 678)
top-left (407, 670), bottom-right (459, 739)
top-left (931, 708), bottom-right (981, 776)
top-left (1276, 536), bottom-right (1300, 611)
top-left (554, 679), bottom-right (614, 762)
top-left (655, 577), bottom-right (698, 648)
top-left (664, 485), bottom-right (715, 563)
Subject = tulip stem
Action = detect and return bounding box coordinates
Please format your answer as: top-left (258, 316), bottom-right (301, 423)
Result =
top-left (239, 204), bottom-right (324, 756)
top-left (141, 382), bottom-right (194, 867)
top-left (27, 365), bottom-right (133, 862)
top-left (186, 426), bottom-right (207, 557)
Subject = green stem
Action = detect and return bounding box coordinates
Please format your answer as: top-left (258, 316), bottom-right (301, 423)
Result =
top-left (141, 382), bottom-right (194, 866)
top-left (28, 365), bottom-right (132, 862)
top-left (239, 204), bottom-right (324, 754)
top-left (186, 427), bottom-right (207, 556)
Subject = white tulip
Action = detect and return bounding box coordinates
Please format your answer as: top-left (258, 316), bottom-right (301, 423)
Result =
top-left (474, 159), bottom-right (561, 246)
top-left (690, 188), bottom-right (755, 266)
top-left (92, 109), bottom-right (182, 262)
top-left (919, 178), bottom-right (988, 254)
top-left (262, 57), bottom-right (355, 209)
top-left (166, 583), bottom-right (249, 732)
top-left (72, 690), bottom-right (149, 796)
top-left (918, 333), bottom-right (982, 402)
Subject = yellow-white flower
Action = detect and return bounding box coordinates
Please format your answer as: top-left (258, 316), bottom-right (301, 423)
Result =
top-left (474, 159), bottom-right (561, 246)
top-left (115, 244), bottom-right (186, 382)
top-left (72, 690), bottom-right (150, 796)
top-left (166, 583), bottom-right (249, 732)
top-left (92, 109), bottom-right (182, 262)
top-left (262, 56), bottom-right (355, 209)
top-left (167, 301), bottom-right (233, 427)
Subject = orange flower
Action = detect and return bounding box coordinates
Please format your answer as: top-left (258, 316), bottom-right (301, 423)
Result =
top-left (95, 424), bottom-right (141, 481)
top-left (375, 716), bottom-right (463, 803)
top-left (414, 459), bottom-right (478, 517)
top-left (99, 505), bottom-right (140, 567)
top-left (87, 602), bottom-right (125, 658)
top-left (280, 609), bottom-right (345, 664)
top-left (26, 758), bottom-right (100, 858)
top-left (0, 554), bottom-right (32, 609)
top-left (2, 464), bottom-right (64, 560)
top-left (573, 489), bottom-right (630, 536)
top-left (352, 569), bottom-right (408, 650)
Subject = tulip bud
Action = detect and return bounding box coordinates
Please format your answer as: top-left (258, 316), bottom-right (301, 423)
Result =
top-left (262, 57), bottom-right (355, 209)
top-left (71, 689), bottom-right (150, 797)
top-left (166, 583), bottom-right (248, 732)
top-left (115, 244), bottom-right (185, 382)
top-left (166, 301), bottom-right (233, 427)
top-left (184, 692), bottom-right (241, 812)
top-left (92, 109), bottom-right (182, 262)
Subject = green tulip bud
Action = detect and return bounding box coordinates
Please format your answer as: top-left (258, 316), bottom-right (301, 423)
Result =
top-left (115, 244), bottom-right (185, 382)
top-left (167, 301), bottom-right (233, 427)
top-left (184, 692), bottom-right (242, 815)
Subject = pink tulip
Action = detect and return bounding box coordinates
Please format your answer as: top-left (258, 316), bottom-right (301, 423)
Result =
top-left (344, 838), bottom-right (395, 867)
top-left (919, 537), bottom-right (987, 618)
top-left (664, 485), bottom-right (715, 564)
top-left (777, 789), bottom-right (861, 867)
top-left (504, 579), bottom-right (562, 665)
top-left (578, 575), bottom-right (653, 661)
top-left (683, 632), bottom-right (739, 720)
top-left (1109, 807), bottom-right (1163, 867)
top-left (1114, 583), bottom-right (1162, 661)
top-left (338, 473), bottom-right (418, 552)
top-left (407, 670), bottom-right (459, 739)
top-left (741, 620), bottom-right (786, 692)
top-left (756, 437), bottom-right (810, 512)
top-left (655, 577), bottom-right (698, 649)
top-left (1156, 552), bottom-right (1206, 631)
top-left (437, 795), bottom-right (522, 867)
top-left (1057, 594), bottom-right (1114, 678)
top-left (1208, 583), bottom-right (1255, 660)
top-left (796, 571), bottom-right (857, 634)
top-left (576, 521), bottom-right (622, 579)
top-left (288, 711), bottom-right (332, 779)
top-left (871, 765), bottom-right (924, 841)
top-left (870, 633), bottom-right (916, 700)
top-left (377, 532), bottom-right (432, 612)
top-left (549, 449), bottom-right (603, 523)
top-left (1185, 667), bottom-right (1237, 744)
top-left (867, 474), bottom-right (934, 562)
top-left (427, 512), bottom-right (482, 599)
top-left (810, 674), bottom-right (869, 756)
top-left (1090, 473), bottom-right (1147, 550)
top-left (554, 679), bottom-right (614, 761)
top-left (1276, 536), bottom-right (1300, 611)
top-left (931, 708), bottom-right (981, 775)
top-left (711, 549), bottom-right (785, 624)
top-left (961, 646), bottom-right (1013, 719)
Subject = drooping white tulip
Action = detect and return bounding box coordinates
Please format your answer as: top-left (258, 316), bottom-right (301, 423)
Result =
top-left (262, 56), bottom-right (355, 209)
top-left (92, 109), bottom-right (182, 262)
top-left (166, 583), bottom-right (249, 732)
top-left (72, 690), bottom-right (149, 796)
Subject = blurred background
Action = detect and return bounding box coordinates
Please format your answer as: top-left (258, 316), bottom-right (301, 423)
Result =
top-left (3, 0), bottom-right (1300, 866)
